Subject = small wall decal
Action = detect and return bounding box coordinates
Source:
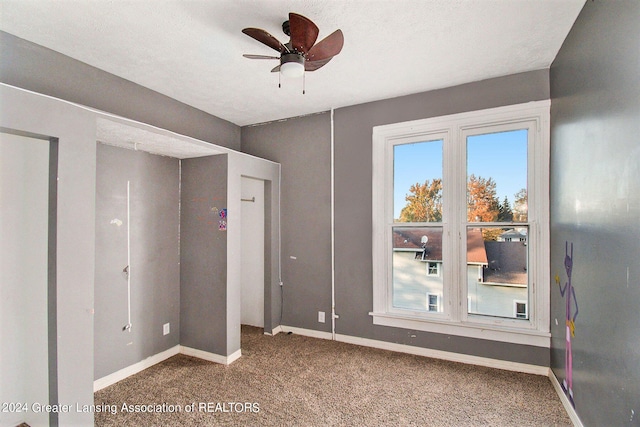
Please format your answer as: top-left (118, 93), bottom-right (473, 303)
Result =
top-left (110, 218), bottom-right (123, 227)
top-left (218, 208), bottom-right (228, 231)
top-left (557, 241), bottom-right (579, 407)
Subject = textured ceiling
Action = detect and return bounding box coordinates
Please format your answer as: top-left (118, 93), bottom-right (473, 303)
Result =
top-left (0, 0), bottom-right (585, 127)
top-left (96, 117), bottom-right (227, 159)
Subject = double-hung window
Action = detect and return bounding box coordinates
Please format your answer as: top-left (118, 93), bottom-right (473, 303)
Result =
top-left (371, 101), bottom-right (550, 347)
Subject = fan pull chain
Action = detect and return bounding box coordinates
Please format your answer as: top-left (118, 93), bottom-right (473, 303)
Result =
top-left (278, 71), bottom-right (281, 88)
top-left (303, 72), bottom-right (306, 95)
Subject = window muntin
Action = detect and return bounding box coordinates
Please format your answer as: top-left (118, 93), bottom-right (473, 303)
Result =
top-left (372, 101), bottom-right (550, 346)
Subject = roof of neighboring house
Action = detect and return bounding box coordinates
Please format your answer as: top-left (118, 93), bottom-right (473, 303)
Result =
top-left (393, 227), bottom-right (487, 264)
top-left (393, 228), bottom-right (527, 285)
top-left (466, 228), bottom-right (488, 264)
top-left (484, 241), bottom-right (528, 285)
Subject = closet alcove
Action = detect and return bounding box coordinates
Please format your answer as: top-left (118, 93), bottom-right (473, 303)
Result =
top-left (94, 117), bottom-right (281, 382)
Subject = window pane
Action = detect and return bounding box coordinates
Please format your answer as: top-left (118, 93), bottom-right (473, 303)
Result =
top-left (394, 140), bottom-right (443, 222)
top-left (467, 226), bottom-right (528, 319)
top-left (467, 130), bottom-right (527, 223)
top-left (392, 226), bottom-right (443, 312)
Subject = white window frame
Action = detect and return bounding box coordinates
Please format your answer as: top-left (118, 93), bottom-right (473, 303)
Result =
top-left (371, 101), bottom-right (550, 347)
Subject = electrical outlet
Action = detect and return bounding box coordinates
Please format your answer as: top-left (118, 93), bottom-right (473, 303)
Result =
top-left (163, 323), bottom-right (170, 335)
top-left (318, 311), bottom-right (325, 323)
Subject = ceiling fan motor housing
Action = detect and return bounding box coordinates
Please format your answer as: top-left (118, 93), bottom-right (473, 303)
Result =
top-left (280, 52), bottom-right (305, 77)
top-left (281, 52), bottom-right (304, 66)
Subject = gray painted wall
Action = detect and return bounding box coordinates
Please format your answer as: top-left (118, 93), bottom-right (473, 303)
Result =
top-left (333, 71), bottom-right (551, 365)
top-left (0, 31), bottom-right (241, 150)
top-left (180, 154), bottom-right (229, 355)
top-left (94, 143), bottom-right (180, 379)
top-left (241, 112), bottom-right (332, 332)
top-left (549, 1), bottom-right (640, 424)
top-left (242, 71), bottom-right (551, 365)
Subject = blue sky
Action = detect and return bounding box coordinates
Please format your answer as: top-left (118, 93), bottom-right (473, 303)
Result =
top-left (393, 129), bottom-right (527, 219)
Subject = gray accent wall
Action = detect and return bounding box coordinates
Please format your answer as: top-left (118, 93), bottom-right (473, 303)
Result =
top-left (242, 113), bottom-right (332, 332)
top-left (333, 71), bottom-right (551, 365)
top-left (549, 1), bottom-right (640, 424)
top-left (180, 155), bottom-right (229, 355)
top-left (0, 31), bottom-right (241, 150)
top-left (94, 143), bottom-right (180, 379)
top-left (242, 71), bottom-right (552, 365)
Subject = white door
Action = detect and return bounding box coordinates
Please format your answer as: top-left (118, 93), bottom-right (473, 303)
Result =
top-left (240, 176), bottom-right (265, 327)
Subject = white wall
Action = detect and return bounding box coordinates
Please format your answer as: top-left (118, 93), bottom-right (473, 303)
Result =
top-left (0, 133), bottom-right (50, 427)
top-left (240, 176), bottom-right (265, 328)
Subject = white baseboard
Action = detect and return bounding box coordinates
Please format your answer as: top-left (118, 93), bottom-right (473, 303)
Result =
top-left (94, 345), bottom-right (241, 392)
top-left (335, 333), bottom-right (550, 376)
top-left (549, 369), bottom-right (583, 427)
top-left (274, 326), bottom-right (547, 375)
top-left (265, 325), bottom-right (282, 336)
top-left (94, 345), bottom-right (180, 392)
top-left (280, 325), bottom-right (333, 340)
top-left (180, 346), bottom-right (241, 365)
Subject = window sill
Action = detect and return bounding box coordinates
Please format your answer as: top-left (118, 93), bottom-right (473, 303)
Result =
top-left (481, 281), bottom-right (528, 288)
top-left (369, 311), bottom-right (550, 347)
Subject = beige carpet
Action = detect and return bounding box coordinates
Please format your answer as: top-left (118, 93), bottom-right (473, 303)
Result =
top-left (95, 326), bottom-right (571, 426)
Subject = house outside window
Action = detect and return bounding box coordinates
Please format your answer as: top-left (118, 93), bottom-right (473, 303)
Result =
top-left (372, 101), bottom-right (550, 346)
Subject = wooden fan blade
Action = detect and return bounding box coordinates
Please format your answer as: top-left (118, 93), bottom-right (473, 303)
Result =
top-left (243, 54), bottom-right (280, 60)
top-left (305, 57), bottom-right (332, 72)
top-left (242, 28), bottom-right (286, 53)
top-left (289, 13), bottom-right (319, 54)
top-left (307, 29), bottom-right (344, 62)
top-left (271, 65), bottom-right (281, 73)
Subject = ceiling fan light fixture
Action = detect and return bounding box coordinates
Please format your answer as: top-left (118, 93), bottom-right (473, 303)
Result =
top-left (280, 53), bottom-right (305, 78)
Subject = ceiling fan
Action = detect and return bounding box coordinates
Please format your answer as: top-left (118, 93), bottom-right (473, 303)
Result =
top-left (242, 13), bottom-right (344, 91)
